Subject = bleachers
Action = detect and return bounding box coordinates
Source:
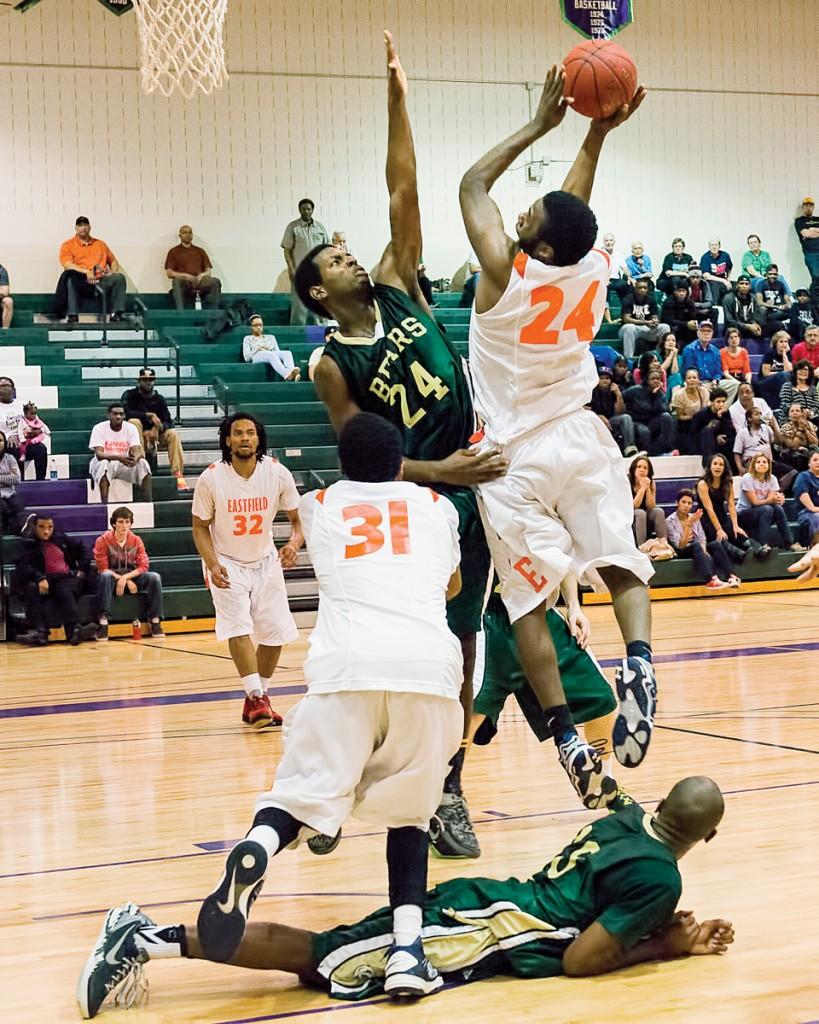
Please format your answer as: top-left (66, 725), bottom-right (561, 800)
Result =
top-left (0, 290), bottom-right (809, 641)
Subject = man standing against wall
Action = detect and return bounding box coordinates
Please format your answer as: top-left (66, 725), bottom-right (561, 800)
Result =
top-left (282, 200), bottom-right (329, 325)
top-left (794, 197), bottom-right (819, 290)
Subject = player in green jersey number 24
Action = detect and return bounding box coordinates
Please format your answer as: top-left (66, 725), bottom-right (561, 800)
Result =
top-left (290, 32), bottom-right (506, 860)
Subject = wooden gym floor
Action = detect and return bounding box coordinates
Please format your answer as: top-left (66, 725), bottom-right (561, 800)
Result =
top-left (2, 589), bottom-right (818, 1024)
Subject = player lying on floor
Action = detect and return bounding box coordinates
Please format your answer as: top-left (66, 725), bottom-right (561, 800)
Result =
top-left (77, 777), bottom-right (733, 1018)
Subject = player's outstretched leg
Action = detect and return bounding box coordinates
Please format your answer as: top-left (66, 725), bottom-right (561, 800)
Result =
top-left (76, 903), bottom-right (155, 1019)
top-left (513, 605), bottom-right (617, 809)
top-left (598, 565), bottom-right (656, 767)
top-left (383, 827), bottom-right (443, 1000)
top-left (197, 807), bottom-right (301, 962)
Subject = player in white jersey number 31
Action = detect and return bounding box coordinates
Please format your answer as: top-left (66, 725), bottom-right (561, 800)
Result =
top-left (196, 413), bottom-right (464, 1000)
top-left (460, 62), bottom-right (656, 809)
top-left (192, 412), bottom-right (304, 728)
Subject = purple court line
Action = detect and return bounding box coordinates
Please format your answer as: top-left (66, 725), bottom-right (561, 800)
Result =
top-left (0, 684), bottom-right (307, 719)
top-left (210, 986), bottom-right (461, 1024)
top-left (5, 639), bottom-right (819, 721)
top-left (7, 778), bottom-right (817, 883)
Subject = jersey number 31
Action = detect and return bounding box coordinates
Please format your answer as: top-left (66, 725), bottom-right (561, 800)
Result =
top-left (342, 501), bottom-right (410, 560)
top-left (520, 281), bottom-right (600, 346)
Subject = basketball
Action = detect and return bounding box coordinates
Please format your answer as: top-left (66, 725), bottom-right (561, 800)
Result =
top-left (563, 39), bottom-right (638, 119)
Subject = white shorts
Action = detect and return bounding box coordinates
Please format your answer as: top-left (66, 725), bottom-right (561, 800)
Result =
top-left (89, 456), bottom-right (151, 486)
top-left (478, 408), bottom-right (653, 622)
top-left (206, 552), bottom-right (298, 646)
top-left (256, 690), bottom-right (463, 837)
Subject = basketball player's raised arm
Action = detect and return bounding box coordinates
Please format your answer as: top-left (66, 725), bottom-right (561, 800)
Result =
top-left (459, 65), bottom-right (568, 300)
top-left (372, 31), bottom-right (424, 300)
top-left (560, 87), bottom-right (646, 204)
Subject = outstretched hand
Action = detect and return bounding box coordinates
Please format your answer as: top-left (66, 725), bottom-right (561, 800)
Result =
top-left (788, 543), bottom-right (819, 582)
top-left (533, 64), bottom-right (570, 133)
top-left (384, 30), bottom-right (407, 99)
top-left (659, 911), bottom-right (735, 958)
top-left (689, 919), bottom-right (735, 956)
top-left (592, 85), bottom-right (647, 134)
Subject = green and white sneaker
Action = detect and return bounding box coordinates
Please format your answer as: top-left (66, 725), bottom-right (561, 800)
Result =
top-left (76, 902), bottom-right (153, 1019)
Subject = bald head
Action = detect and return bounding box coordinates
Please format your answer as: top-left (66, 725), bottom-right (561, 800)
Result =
top-left (655, 777), bottom-right (724, 855)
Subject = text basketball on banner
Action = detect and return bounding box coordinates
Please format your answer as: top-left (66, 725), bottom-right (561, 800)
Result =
top-left (559, 0), bottom-right (633, 39)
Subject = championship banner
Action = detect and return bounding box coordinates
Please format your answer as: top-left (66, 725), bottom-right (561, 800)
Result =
top-left (15, 0), bottom-right (133, 12)
top-left (95, 0), bottom-right (134, 14)
top-left (559, 0), bottom-right (633, 39)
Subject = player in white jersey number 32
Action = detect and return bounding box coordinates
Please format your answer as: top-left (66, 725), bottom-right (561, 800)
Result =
top-left (192, 412), bottom-right (304, 728)
top-left (196, 413), bottom-right (464, 1000)
top-left (460, 62), bottom-right (656, 809)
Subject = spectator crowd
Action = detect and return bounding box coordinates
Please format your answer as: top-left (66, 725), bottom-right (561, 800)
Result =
top-left (2, 196), bottom-right (818, 633)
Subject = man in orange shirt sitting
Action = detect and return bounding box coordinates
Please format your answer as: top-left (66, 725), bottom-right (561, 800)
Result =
top-left (54, 216), bottom-right (127, 324)
top-left (719, 326), bottom-right (752, 400)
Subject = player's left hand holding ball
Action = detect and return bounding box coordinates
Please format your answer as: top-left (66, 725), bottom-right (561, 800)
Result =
top-left (591, 85), bottom-right (647, 134)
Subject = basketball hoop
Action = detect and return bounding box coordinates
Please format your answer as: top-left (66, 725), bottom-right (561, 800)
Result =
top-left (133, 0), bottom-right (229, 99)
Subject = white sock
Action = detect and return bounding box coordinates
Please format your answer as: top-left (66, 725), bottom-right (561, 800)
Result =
top-left (246, 824), bottom-right (283, 859)
top-left (259, 676), bottom-right (272, 694)
top-left (241, 673), bottom-right (262, 698)
top-left (133, 923), bottom-right (186, 959)
top-left (392, 904), bottom-right (422, 947)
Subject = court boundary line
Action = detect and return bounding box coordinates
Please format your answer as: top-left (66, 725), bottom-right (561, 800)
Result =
top-left (4, 778), bottom-right (816, 883)
top-left (5, 639), bottom-right (819, 720)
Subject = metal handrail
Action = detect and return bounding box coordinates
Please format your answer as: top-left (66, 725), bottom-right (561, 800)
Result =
top-left (165, 334), bottom-right (182, 424)
top-left (213, 375), bottom-right (231, 417)
top-left (132, 296), bottom-right (149, 366)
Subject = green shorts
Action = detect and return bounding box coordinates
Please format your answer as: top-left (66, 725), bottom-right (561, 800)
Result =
top-left (473, 593), bottom-right (615, 744)
top-left (312, 875), bottom-right (570, 1000)
top-left (437, 486), bottom-right (490, 639)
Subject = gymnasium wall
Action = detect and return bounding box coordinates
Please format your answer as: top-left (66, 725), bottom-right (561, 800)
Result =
top-left (0, 0), bottom-right (816, 295)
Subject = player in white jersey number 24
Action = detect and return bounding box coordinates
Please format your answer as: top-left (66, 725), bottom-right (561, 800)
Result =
top-left (460, 64), bottom-right (656, 809)
top-left (197, 413), bottom-right (464, 1000)
top-left (191, 412), bottom-right (304, 729)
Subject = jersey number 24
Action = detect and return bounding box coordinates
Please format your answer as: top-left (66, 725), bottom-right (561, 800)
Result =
top-left (520, 281), bottom-right (600, 346)
top-left (342, 501), bottom-right (410, 560)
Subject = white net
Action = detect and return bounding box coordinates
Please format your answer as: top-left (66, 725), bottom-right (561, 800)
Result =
top-left (133, 0), bottom-right (229, 99)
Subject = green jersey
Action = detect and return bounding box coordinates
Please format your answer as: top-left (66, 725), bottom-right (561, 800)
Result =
top-left (323, 284), bottom-right (477, 471)
top-left (313, 802), bottom-right (682, 999)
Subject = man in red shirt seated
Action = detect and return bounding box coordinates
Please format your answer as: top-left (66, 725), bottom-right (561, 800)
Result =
top-left (792, 325), bottom-right (819, 370)
top-left (14, 514), bottom-right (97, 646)
top-left (54, 217), bottom-right (127, 324)
top-left (93, 506), bottom-right (164, 641)
top-left (164, 225), bottom-right (222, 310)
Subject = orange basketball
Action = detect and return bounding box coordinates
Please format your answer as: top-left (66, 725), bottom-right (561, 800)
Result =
top-left (563, 39), bottom-right (637, 119)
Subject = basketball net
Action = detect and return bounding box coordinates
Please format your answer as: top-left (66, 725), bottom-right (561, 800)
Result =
top-left (133, 0), bottom-right (228, 99)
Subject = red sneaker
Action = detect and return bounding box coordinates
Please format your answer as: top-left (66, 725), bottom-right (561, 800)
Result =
top-left (242, 694), bottom-right (283, 728)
